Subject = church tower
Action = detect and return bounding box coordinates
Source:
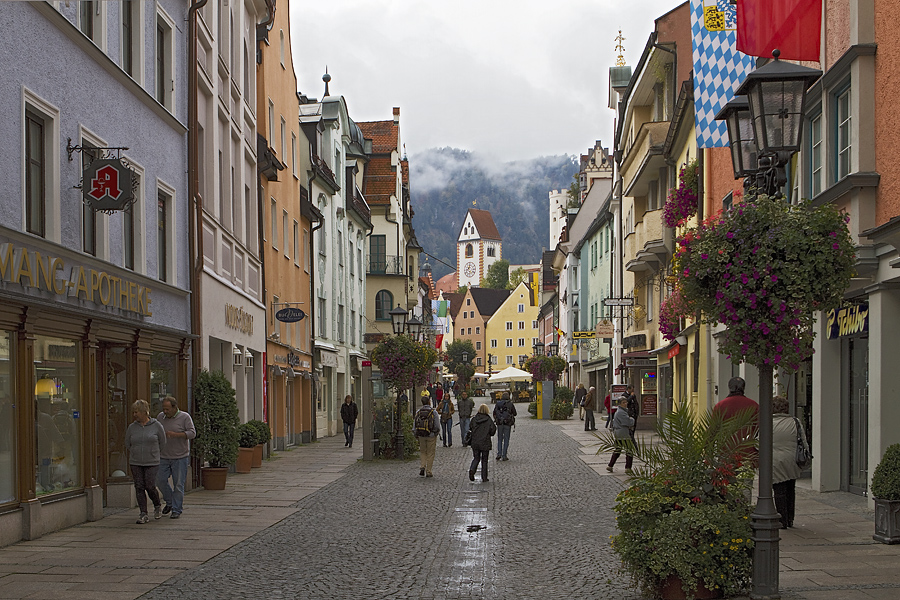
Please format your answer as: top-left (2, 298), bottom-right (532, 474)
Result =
top-left (457, 208), bottom-right (502, 289)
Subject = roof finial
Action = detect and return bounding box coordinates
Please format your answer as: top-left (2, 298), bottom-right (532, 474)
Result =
top-left (322, 67), bottom-right (331, 97)
top-left (472, 199), bottom-right (477, 207)
top-left (615, 30), bottom-right (626, 67)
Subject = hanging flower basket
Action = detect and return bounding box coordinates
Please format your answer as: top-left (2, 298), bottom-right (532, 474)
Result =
top-left (663, 160), bottom-right (700, 228)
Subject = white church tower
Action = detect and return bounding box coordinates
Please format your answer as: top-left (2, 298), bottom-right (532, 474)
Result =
top-left (457, 208), bottom-right (502, 289)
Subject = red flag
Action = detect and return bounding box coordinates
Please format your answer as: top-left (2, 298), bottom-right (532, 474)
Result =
top-left (737, 0), bottom-right (822, 61)
top-left (435, 334), bottom-right (444, 350)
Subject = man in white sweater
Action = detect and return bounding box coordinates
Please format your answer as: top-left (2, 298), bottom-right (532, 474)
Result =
top-left (156, 396), bottom-right (196, 519)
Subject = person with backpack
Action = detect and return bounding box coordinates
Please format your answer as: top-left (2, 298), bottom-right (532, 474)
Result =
top-left (492, 392), bottom-right (517, 461)
top-left (438, 394), bottom-right (455, 447)
top-left (414, 392), bottom-right (440, 477)
top-left (467, 404), bottom-right (497, 482)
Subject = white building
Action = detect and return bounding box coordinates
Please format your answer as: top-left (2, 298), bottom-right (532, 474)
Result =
top-left (457, 208), bottom-right (502, 289)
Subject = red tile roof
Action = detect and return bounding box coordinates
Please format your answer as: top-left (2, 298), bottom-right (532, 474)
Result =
top-left (435, 272), bottom-right (457, 296)
top-left (357, 119), bottom-right (397, 153)
top-left (358, 118), bottom-right (400, 206)
top-left (468, 209), bottom-right (502, 240)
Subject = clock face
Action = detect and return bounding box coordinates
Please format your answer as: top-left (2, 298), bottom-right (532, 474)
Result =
top-left (464, 262), bottom-right (476, 277)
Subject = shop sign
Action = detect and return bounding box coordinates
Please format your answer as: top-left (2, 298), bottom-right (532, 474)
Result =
top-left (361, 360), bottom-right (372, 367)
top-left (225, 303), bottom-right (253, 334)
top-left (275, 307), bottom-right (306, 323)
top-left (83, 158), bottom-right (135, 212)
top-left (573, 330), bottom-right (596, 339)
top-left (667, 344), bottom-right (681, 359)
top-left (0, 242), bottom-right (152, 316)
top-left (318, 350), bottom-right (338, 368)
top-left (641, 394), bottom-right (657, 415)
top-left (594, 319), bottom-right (615, 337)
top-left (622, 334), bottom-right (646, 349)
top-left (625, 358), bottom-right (655, 368)
top-left (826, 302), bottom-right (868, 339)
top-left (610, 384), bottom-right (628, 405)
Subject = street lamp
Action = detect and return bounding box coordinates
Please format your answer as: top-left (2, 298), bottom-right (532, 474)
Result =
top-left (519, 356), bottom-right (526, 368)
top-left (547, 341), bottom-right (559, 357)
top-left (715, 96), bottom-right (758, 183)
top-left (487, 353), bottom-right (493, 375)
top-left (718, 49), bottom-right (821, 599)
top-left (533, 341), bottom-right (544, 357)
top-left (389, 304), bottom-right (408, 335)
top-left (386, 306), bottom-right (424, 460)
top-left (406, 314), bottom-right (422, 342)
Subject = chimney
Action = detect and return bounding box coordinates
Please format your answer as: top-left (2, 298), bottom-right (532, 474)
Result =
top-left (393, 107), bottom-right (400, 123)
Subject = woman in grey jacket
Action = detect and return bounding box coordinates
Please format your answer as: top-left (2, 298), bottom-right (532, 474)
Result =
top-left (773, 396), bottom-right (808, 529)
top-left (124, 399), bottom-right (166, 524)
top-left (606, 397), bottom-right (635, 473)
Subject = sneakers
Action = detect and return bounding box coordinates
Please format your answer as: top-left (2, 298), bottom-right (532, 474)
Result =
top-left (136, 513), bottom-right (149, 524)
top-left (469, 470), bottom-right (475, 481)
top-left (154, 505), bottom-right (162, 520)
top-left (425, 473), bottom-right (433, 478)
top-left (496, 455), bottom-right (501, 461)
top-left (170, 513), bottom-right (181, 519)
top-left (419, 468), bottom-right (425, 477)
top-left (606, 466), bottom-right (614, 472)
top-left (162, 505), bottom-right (172, 515)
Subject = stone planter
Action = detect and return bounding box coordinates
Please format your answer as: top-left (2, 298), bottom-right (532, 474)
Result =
top-left (873, 498), bottom-right (900, 544)
top-left (252, 444), bottom-right (264, 468)
top-left (200, 466), bottom-right (228, 490)
top-left (659, 575), bottom-right (722, 600)
top-left (235, 447), bottom-right (254, 474)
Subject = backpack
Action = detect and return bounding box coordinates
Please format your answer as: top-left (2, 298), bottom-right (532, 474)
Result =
top-left (414, 407), bottom-right (438, 437)
top-left (496, 401), bottom-right (514, 426)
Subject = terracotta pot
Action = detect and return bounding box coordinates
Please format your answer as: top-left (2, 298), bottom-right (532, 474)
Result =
top-left (252, 444), bottom-right (264, 468)
top-left (236, 447), bottom-right (254, 473)
top-left (200, 467), bottom-right (228, 490)
top-left (659, 575), bottom-right (722, 600)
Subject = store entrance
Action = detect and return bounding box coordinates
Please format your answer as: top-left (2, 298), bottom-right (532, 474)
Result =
top-left (845, 336), bottom-right (869, 496)
top-left (99, 346), bottom-right (130, 505)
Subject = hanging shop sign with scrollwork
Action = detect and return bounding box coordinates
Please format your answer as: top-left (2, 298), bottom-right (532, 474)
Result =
top-left (83, 158), bottom-right (135, 212)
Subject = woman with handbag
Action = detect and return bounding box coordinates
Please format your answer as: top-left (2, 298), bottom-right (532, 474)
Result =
top-left (772, 396), bottom-right (810, 529)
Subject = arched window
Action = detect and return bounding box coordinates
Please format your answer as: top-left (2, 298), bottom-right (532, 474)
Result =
top-left (465, 243), bottom-right (473, 258)
top-left (375, 290), bottom-right (393, 321)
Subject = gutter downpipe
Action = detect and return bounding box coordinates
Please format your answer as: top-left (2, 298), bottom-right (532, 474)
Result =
top-left (308, 169), bottom-right (323, 441)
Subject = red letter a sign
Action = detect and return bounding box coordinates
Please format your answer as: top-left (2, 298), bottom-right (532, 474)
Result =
top-left (737, 0), bottom-right (822, 61)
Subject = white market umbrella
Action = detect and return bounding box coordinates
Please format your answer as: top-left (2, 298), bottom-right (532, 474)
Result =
top-left (472, 372), bottom-right (491, 379)
top-left (487, 366), bottom-right (532, 383)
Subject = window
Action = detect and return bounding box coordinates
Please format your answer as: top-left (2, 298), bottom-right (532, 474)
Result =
top-left (533, 320), bottom-right (538, 328)
top-left (293, 221), bottom-right (299, 266)
top-left (460, 328), bottom-right (464, 336)
top-left (507, 355), bottom-right (514, 365)
top-left (475, 327), bottom-right (480, 334)
top-left (81, 142), bottom-right (99, 256)
top-left (124, 204), bottom-right (135, 271)
top-left (591, 241), bottom-right (598, 269)
top-left (79, 1), bottom-right (96, 41)
top-left (291, 134), bottom-right (297, 177)
top-left (518, 321), bottom-right (525, 329)
top-left (487, 246), bottom-right (495, 257)
top-left (465, 243), bottom-right (473, 258)
top-left (836, 88), bottom-right (851, 180)
top-left (476, 341), bottom-right (482, 350)
top-left (349, 239), bottom-right (355, 276)
top-left (337, 305), bottom-right (345, 343)
top-left (647, 285), bottom-right (654, 322)
top-left (337, 231), bottom-right (344, 265)
top-left (157, 190), bottom-right (169, 282)
top-left (318, 224), bottom-right (326, 254)
top-left (245, 186), bottom-right (253, 247)
top-left (25, 110), bottom-right (46, 237)
top-left (467, 328), bottom-right (472, 335)
top-left (476, 357), bottom-right (482, 366)
top-left (279, 30), bottom-right (285, 65)
top-left (518, 304), bottom-right (524, 313)
top-left (268, 101), bottom-right (275, 144)
top-left (506, 322), bottom-right (513, 330)
top-left (35, 336), bottom-right (81, 497)
top-left (318, 297), bottom-right (327, 338)
top-left (303, 229), bottom-right (310, 272)
top-left (506, 339), bottom-right (513, 347)
top-left (519, 338), bottom-right (526, 347)
top-left (282, 210), bottom-right (288, 258)
top-left (375, 290), bottom-right (392, 320)
top-left (155, 11), bottom-right (174, 108)
top-left (280, 118), bottom-right (286, 158)
top-left (121, 0), bottom-right (137, 77)
top-left (466, 298), bottom-right (471, 306)
top-left (350, 310), bottom-right (356, 346)
top-left (370, 235), bottom-right (386, 273)
top-left (270, 198), bottom-right (277, 249)
top-left (491, 339), bottom-right (497, 348)
top-left (0, 332), bottom-right (13, 503)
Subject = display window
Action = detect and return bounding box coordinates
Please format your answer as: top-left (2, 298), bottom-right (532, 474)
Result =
top-left (0, 332), bottom-right (15, 504)
top-left (34, 336), bottom-right (81, 496)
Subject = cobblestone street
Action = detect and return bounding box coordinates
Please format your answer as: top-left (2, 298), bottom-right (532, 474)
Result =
top-left (139, 405), bottom-right (627, 600)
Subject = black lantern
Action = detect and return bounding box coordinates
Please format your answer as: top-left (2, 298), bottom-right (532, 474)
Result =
top-left (716, 96), bottom-right (758, 179)
top-left (533, 341), bottom-right (544, 357)
top-left (406, 314), bottom-right (422, 340)
top-left (735, 51), bottom-right (822, 156)
top-left (547, 341), bottom-right (559, 357)
top-left (461, 351), bottom-right (469, 364)
top-left (389, 304), bottom-right (408, 335)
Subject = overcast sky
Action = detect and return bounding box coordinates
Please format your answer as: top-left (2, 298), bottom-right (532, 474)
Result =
top-left (289, 0), bottom-right (681, 161)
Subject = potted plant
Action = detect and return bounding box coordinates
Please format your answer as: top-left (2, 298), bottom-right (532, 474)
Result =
top-left (550, 386), bottom-right (574, 420)
top-left (872, 443), bottom-right (900, 544)
top-left (596, 407), bottom-right (757, 599)
top-left (246, 419), bottom-right (271, 467)
top-left (191, 370), bottom-right (240, 490)
top-left (235, 423), bottom-right (258, 474)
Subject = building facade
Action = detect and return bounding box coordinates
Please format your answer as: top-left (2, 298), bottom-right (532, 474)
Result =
top-left (457, 208), bottom-right (502, 289)
top-left (0, 1), bottom-right (191, 544)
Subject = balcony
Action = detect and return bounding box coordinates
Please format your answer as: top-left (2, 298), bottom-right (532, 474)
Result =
top-left (368, 255), bottom-right (404, 276)
top-left (311, 153), bottom-right (339, 192)
top-left (624, 209), bottom-right (669, 273)
top-left (348, 186), bottom-right (371, 227)
top-left (621, 122), bottom-right (669, 196)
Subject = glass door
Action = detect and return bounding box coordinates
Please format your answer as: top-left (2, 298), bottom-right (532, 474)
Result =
top-left (846, 336), bottom-right (869, 496)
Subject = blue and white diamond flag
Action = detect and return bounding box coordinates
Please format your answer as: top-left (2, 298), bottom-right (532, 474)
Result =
top-left (692, 0), bottom-right (755, 148)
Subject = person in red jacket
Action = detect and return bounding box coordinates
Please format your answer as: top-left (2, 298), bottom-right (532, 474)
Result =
top-left (713, 376), bottom-right (759, 468)
top-left (603, 392), bottom-right (614, 428)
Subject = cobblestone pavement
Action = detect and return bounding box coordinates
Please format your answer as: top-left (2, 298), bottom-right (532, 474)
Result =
top-left (140, 405), bottom-right (633, 600)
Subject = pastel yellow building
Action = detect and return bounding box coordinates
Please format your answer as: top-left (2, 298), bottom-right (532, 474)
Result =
top-left (485, 281), bottom-right (540, 372)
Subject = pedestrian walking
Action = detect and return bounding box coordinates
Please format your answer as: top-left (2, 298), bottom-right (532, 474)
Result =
top-left (414, 393), bottom-right (440, 477)
top-left (340, 394), bottom-right (359, 448)
top-left (712, 376), bottom-right (759, 464)
top-left (773, 396), bottom-right (807, 529)
top-left (434, 384), bottom-right (444, 405)
top-left (574, 383), bottom-right (586, 421)
top-left (156, 396), bottom-right (195, 520)
top-left (438, 393), bottom-right (455, 447)
top-left (456, 390), bottom-right (475, 447)
top-left (606, 397), bottom-right (635, 473)
top-left (604, 391), bottom-right (615, 428)
top-left (467, 404), bottom-right (497, 482)
top-left (583, 386), bottom-right (597, 431)
top-left (493, 392), bottom-right (517, 461)
top-left (125, 399), bottom-right (166, 524)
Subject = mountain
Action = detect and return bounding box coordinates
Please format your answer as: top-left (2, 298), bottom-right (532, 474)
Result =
top-left (409, 148), bottom-right (578, 281)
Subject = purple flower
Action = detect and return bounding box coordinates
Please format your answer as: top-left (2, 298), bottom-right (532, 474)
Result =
top-left (701, 253), bottom-right (709, 260)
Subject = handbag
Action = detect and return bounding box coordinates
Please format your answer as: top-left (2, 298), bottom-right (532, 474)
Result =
top-left (463, 429), bottom-right (472, 446)
top-left (793, 417), bottom-right (813, 469)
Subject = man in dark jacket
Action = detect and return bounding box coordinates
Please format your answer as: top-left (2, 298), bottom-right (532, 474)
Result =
top-left (468, 404), bottom-right (497, 482)
top-left (492, 392), bottom-right (517, 461)
top-left (624, 385), bottom-right (639, 437)
top-left (456, 391), bottom-right (475, 447)
top-left (340, 395), bottom-right (359, 448)
top-left (583, 386), bottom-right (597, 431)
top-left (573, 384), bottom-right (587, 420)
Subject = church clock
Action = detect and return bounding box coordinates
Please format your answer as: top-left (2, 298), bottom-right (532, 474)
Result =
top-left (464, 261), bottom-right (476, 278)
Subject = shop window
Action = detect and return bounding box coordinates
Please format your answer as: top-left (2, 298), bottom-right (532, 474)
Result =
top-left (0, 332), bottom-right (15, 504)
top-left (105, 347), bottom-right (130, 479)
top-left (34, 336), bottom-right (81, 496)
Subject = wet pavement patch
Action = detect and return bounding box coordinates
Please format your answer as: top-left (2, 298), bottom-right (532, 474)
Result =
top-left (466, 525), bottom-right (486, 533)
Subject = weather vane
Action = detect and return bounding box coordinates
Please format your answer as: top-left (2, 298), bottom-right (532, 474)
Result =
top-left (615, 30), bottom-right (626, 66)
top-left (473, 200), bottom-right (477, 206)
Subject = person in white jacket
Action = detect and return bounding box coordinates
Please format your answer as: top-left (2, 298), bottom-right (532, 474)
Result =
top-left (772, 396), bottom-right (809, 529)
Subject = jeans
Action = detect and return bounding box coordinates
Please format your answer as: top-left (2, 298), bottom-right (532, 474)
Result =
top-left (469, 448), bottom-right (489, 480)
top-left (343, 421), bottom-right (356, 446)
top-left (496, 424), bottom-right (511, 459)
top-left (459, 417), bottom-right (471, 445)
top-left (584, 409), bottom-right (595, 430)
top-left (441, 418), bottom-right (453, 445)
top-left (157, 456), bottom-right (189, 515)
top-left (132, 464), bottom-right (161, 515)
top-left (605, 408), bottom-right (616, 428)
